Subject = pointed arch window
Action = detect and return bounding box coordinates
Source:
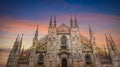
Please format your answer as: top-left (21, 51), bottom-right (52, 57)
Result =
top-left (61, 35), bottom-right (67, 49)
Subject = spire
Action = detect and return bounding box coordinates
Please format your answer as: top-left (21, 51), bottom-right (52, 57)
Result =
top-left (14, 34), bottom-right (20, 47)
top-left (89, 24), bottom-right (92, 35)
top-left (105, 33), bottom-right (109, 47)
top-left (74, 15), bottom-right (78, 28)
top-left (20, 34), bottom-right (23, 43)
top-left (105, 33), bottom-right (112, 55)
top-left (109, 33), bottom-right (116, 47)
top-left (34, 25), bottom-right (38, 40)
top-left (89, 24), bottom-right (95, 43)
top-left (16, 34), bottom-right (23, 55)
top-left (6, 34), bottom-right (20, 67)
top-left (49, 16), bottom-right (52, 28)
top-left (15, 34), bottom-right (19, 42)
top-left (89, 24), bottom-right (97, 55)
top-left (108, 33), bottom-right (118, 54)
top-left (54, 16), bottom-right (57, 28)
top-left (70, 15), bottom-right (73, 28)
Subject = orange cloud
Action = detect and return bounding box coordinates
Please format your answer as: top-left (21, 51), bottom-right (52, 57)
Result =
top-left (0, 18), bottom-right (48, 36)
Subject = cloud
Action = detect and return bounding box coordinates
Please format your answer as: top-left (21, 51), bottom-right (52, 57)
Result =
top-left (0, 48), bottom-right (10, 67)
top-left (0, 13), bottom-right (120, 47)
top-left (0, 18), bottom-right (48, 34)
top-left (0, 17), bottom-right (49, 54)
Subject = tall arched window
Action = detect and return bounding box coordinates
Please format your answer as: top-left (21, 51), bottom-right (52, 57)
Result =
top-left (61, 35), bottom-right (67, 49)
top-left (85, 54), bottom-right (92, 64)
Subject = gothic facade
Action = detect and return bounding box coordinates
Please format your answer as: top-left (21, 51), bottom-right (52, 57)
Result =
top-left (6, 16), bottom-right (120, 67)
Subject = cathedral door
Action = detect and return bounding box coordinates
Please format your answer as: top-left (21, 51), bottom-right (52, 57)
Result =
top-left (62, 58), bottom-right (67, 67)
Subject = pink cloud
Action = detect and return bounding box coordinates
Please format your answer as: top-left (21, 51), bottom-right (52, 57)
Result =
top-left (0, 14), bottom-right (120, 48)
top-left (0, 18), bottom-right (48, 34)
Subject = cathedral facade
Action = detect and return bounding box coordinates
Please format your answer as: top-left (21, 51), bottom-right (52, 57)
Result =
top-left (6, 16), bottom-right (120, 67)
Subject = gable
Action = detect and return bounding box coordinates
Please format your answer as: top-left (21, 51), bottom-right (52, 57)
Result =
top-left (57, 23), bottom-right (70, 34)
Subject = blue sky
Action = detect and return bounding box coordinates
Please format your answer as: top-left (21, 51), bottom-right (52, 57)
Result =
top-left (1, 0), bottom-right (120, 21)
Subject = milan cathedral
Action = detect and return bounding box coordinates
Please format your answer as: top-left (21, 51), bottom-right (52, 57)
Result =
top-left (6, 16), bottom-right (120, 67)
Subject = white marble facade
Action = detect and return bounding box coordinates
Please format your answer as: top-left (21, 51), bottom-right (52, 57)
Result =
top-left (6, 16), bottom-right (120, 67)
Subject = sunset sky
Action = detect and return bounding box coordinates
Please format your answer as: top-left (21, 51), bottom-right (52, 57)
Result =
top-left (0, 0), bottom-right (120, 67)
